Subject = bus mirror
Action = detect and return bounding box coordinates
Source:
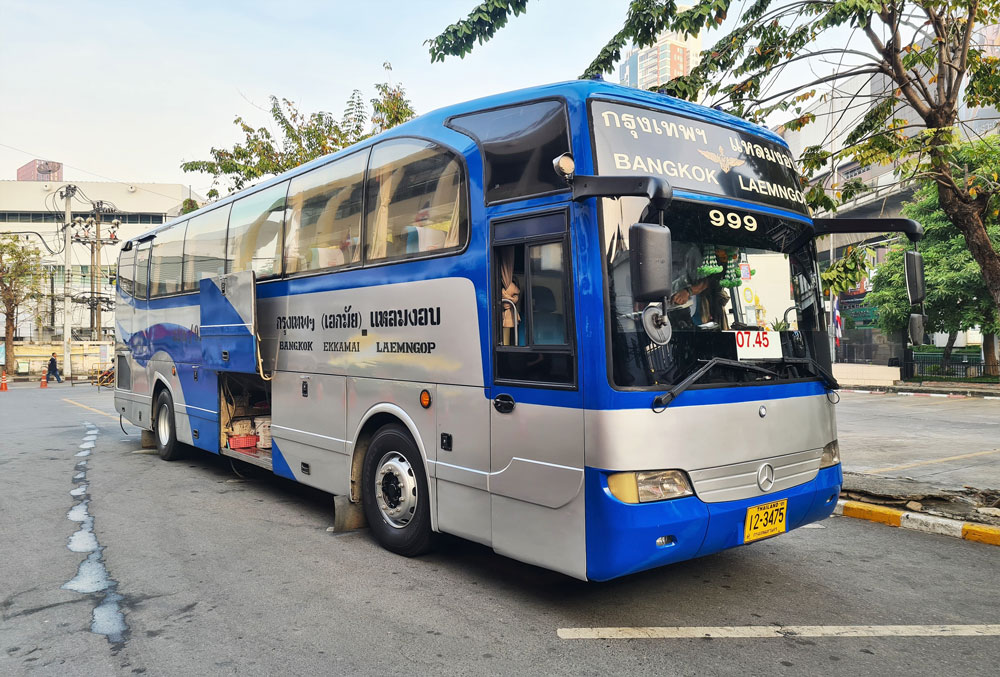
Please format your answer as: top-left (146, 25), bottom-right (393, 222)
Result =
top-left (904, 250), bottom-right (925, 305)
top-left (629, 223), bottom-right (672, 302)
top-left (909, 313), bottom-right (927, 346)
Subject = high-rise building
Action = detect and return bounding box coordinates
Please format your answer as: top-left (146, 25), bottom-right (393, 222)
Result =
top-left (618, 27), bottom-right (701, 90)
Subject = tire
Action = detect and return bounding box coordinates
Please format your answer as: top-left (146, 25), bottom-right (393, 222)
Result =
top-left (154, 389), bottom-right (183, 461)
top-left (361, 424), bottom-right (432, 557)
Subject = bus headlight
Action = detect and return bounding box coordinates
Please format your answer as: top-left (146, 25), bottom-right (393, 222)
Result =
top-left (820, 440), bottom-right (840, 468)
top-left (607, 470), bottom-right (694, 503)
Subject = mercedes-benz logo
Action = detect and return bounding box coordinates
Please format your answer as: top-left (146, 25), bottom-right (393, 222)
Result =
top-left (757, 463), bottom-right (775, 491)
top-left (759, 405), bottom-right (767, 418)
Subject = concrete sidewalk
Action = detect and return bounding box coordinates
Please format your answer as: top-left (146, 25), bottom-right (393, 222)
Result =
top-left (837, 391), bottom-right (1000, 530)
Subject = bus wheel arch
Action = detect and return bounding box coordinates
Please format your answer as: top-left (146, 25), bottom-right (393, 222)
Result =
top-left (349, 405), bottom-right (435, 532)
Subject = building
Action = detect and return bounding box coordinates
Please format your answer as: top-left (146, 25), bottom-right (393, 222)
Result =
top-left (777, 26), bottom-right (1000, 367)
top-left (0, 168), bottom-right (202, 345)
top-left (618, 26), bottom-right (701, 89)
top-left (17, 159), bottom-right (62, 182)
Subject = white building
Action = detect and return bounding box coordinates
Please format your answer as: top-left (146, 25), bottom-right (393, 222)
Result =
top-left (0, 173), bottom-right (202, 342)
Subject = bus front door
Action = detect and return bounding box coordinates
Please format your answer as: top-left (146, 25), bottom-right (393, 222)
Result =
top-left (488, 210), bottom-right (587, 580)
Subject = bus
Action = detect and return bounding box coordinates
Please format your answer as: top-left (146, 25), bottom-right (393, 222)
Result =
top-left (114, 80), bottom-right (924, 581)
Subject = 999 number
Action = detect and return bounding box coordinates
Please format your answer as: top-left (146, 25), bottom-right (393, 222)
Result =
top-left (709, 209), bottom-right (757, 232)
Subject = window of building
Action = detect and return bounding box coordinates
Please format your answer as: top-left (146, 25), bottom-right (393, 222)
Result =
top-left (118, 247), bottom-right (135, 296)
top-left (134, 241), bottom-right (151, 300)
top-left (228, 181), bottom-right (288, 278)
top-left (364, 139), bottom-right (467, 263)
top-left (150, 223), bottom-right (187, 296)
top-left (447, 100), bottom-right (571, 204)
top-left (182, 205), bottom-right (231, 291)
top-left (285, 150), bottom-right (368, 274)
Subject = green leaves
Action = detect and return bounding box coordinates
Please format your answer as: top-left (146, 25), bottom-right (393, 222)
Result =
top-left (181, 65), bottom-right (415, 196)
top-left (426, 0), bottom-right (530, 63)
top-left (0, 234), bottom-right (45, 373)
top-left (822, 245), bottom-right (874, 296)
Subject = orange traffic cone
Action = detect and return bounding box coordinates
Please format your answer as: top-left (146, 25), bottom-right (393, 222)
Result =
top-left (1, 370), bottom-right (7, 392)
top-left (40, 373), bottom-right (47, 388)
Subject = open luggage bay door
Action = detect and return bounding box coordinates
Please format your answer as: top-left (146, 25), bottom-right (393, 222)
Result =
top-left (200, 271), bottom-right (259, 373)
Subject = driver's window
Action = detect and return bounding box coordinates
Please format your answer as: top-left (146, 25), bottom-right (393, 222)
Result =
top-left (492, 212), bottom-right (575, 386)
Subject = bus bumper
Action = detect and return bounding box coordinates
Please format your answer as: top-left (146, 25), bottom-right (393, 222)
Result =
top-left (584, 464), bottom-right (842, 581)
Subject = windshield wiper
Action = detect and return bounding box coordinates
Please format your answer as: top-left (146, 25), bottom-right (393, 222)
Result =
top-left (653, 357), bottom-right (781, 409)
top-left (776, 356), bottom-right (840, 391)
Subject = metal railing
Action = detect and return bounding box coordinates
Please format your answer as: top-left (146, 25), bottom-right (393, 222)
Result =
top-left (904, 361), bottom-right (999, 381)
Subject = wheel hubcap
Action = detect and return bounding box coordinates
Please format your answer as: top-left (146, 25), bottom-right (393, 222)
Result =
top-left (157, 403), bottom-right (170, 445)
top-left (374, 451), bottom-right (417, 529)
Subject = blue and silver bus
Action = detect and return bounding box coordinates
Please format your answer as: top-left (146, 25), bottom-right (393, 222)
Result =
top-left (114, 81), bottom-right (923, 581)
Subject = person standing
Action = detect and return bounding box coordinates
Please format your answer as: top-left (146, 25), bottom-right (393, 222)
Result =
top-left (47, 352), bottom-right (63, 383)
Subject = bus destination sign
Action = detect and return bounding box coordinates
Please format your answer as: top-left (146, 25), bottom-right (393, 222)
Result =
top-left (590, 100), bottom-right (810, 216)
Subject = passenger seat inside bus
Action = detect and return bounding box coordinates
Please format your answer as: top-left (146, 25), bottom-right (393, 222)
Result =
top-left (531, 286), bottom-right (565, 345)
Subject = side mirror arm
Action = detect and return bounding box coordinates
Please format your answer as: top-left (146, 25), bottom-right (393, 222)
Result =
top-left (569, 175), bottom-right (673, 211)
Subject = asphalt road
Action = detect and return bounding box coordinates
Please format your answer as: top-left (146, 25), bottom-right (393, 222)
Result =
top-left (1, 385), bottom-right (998, 676)
top-left (837, 392), bottom-right (1000, 489)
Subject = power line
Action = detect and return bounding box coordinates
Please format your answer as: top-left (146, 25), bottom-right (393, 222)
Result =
top-left (0, 140), bottom-right (211, 202)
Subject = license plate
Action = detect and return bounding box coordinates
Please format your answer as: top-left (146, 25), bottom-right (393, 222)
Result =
top-left (744, 499), bottom-right (787, 543)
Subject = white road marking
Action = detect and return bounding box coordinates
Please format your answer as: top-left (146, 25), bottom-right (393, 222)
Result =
top-left (557, 625), bottom-right (1000, 639)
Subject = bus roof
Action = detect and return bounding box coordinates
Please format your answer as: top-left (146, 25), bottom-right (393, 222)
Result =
top-left (135, 80), bottom-right (790, 243)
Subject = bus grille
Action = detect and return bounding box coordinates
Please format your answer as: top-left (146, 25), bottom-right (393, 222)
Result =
top-left (687, 449), bottom-right (823, 503)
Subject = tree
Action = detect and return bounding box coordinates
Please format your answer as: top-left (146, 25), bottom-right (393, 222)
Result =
top-left (0, 234), bottom-right (45, 375)
top-left (182, 64), bottom-right (415, 197)
top-left (180, 198), bottom-right (199, 214)
top-left (428, 1), bottom-right (1000, 312)
top-left (865, 175), bottom-right (1000, 371)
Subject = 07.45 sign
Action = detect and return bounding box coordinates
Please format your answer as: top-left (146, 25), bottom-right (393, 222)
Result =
top-left (728, 330), bottom-right (782, 359)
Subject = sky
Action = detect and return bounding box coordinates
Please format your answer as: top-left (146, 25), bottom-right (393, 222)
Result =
top-left (0, 0), bottom-right (645, 197)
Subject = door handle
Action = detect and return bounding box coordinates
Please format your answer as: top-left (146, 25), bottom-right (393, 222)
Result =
top-left (493, 393), bottom-right (516, 414)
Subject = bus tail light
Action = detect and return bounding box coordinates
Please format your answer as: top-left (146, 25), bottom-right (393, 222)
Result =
top-left (607, 470), bottom-right (694, 504)
top-left (820, 440), bottom-right (841, 468)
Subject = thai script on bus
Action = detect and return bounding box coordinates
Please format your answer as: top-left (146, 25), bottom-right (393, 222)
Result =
top-left (729, 137), bottom-right (797, 170)
top-left (600, 109), bottom-right (708, 145)
top-left (276, 315), bottom-right (315, 332)
top-left (322, 306), bottom-right (362, 329)
top-left (370, 306), bottom-right (441, 328)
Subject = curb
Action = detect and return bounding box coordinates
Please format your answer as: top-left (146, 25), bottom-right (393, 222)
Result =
top-left (834, 499), bottom-right (1000, 546)
top-left (838, 387), bottom-right (1000, 399)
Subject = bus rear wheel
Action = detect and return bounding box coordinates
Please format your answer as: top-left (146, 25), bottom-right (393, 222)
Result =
top-left (154, 390), bottom-right (183, 461)
top-left (361, 424), bottom-right (432, 557)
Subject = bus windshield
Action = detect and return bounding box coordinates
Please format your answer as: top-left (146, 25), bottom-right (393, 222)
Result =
top-left (591, 99), bottom-right (829, 390)
top-left (603, 197), bottom-right (828, 388)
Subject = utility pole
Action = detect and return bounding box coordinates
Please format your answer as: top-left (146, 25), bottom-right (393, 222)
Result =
top-left (94, 209), bottom-right (102, 341)
top-left (60, 184), bottom-right (76, 379)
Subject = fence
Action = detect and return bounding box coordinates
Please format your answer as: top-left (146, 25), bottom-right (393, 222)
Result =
top-left (904, 360), bottom-right (999, 381)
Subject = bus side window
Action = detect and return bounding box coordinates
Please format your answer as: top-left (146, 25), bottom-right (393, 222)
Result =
top-left (285, 149), bottom-right (368, 274)
top-left (134, 242), bottom-right (151, 300)
top-left (118, 247), bottom-right (135, 297)
top-left (447, 100), bottom-right (571, 204)
top-left (493, 212), bottom-right (574, 386)
top-left (364, 139), bottom-right (467, 263)
top-left (227, 181), bottom-right (289, 278)
top-left (182, 205), bottom-right (231, 291)
top-left (149, 222), bottom-right (186, 297)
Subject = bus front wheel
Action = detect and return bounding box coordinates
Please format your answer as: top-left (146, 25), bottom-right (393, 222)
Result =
top-left (362, 424), bottom-right (432, 557)
top-left (154, 390), bottom-right (182, 461)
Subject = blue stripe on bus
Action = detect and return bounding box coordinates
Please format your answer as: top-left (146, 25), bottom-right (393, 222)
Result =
top-left (584, 464), bottom-right (842, 581)
top-left (270, 441), bottom-right (296, 480)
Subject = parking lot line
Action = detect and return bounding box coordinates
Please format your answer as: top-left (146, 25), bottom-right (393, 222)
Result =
top-left (557, 625), bottom-right (1000, 639)
top-left (867, 448), bottom-right (1000, 474)
top-left (61, 397), bottom-right (119, 420)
